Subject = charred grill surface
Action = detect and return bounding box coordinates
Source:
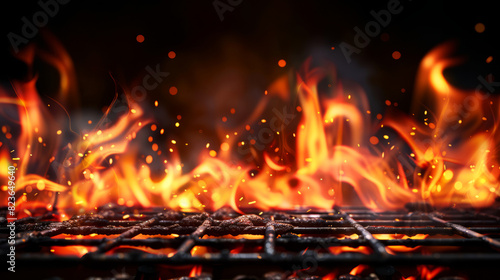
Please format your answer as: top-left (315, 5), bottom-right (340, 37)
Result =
top-left (1, 204), bottom-right (500, 278)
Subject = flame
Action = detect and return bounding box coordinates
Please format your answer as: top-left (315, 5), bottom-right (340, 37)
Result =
top-left (322, 272), bottom-right (339, 280)
top-left (50, 246), bottom-right (91, 257)
top-left (49, 234), bottom-right (177, 257)
top-left (373, 234), bottom-right (428, 253)
top-left (190, 246), bottom-right (208, 256)
top-left (328, 246), bottom-right (371, 255)
top-left (48, 234), bottom-right (104, 257)
top-left (349, 264), bottom-right (370, 276)
top-left (1, 39), bottom-right (499, 214)
top-left (418, 266), bottom-right (446, 280)
top-left (404, 265), bottom-right (447, 280)
top-left (108, 245), bottom-right (176, 256)
top-left (229, 246), bottom-right (244, 254)
top-left (189, 265), bottom-right (203, 277)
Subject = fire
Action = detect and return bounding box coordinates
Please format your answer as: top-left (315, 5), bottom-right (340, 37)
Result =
top-left (189, 265), bottom-right (203, 277)
top-left (405, 265), bottom-right (447, 280)
top-left (373, 234), bottom-right (428, 253)
top-left (50, 246), bottom-right (91, 257)
top-left (1, 40), bottom-right (499, 214)
top-left (109, 245), bottom-right (176, 256)
top-left (322, 272), bottom-right (337, 280)
top-left (349, 264), bottom-right (370, 275)
top-left (328, 246), bottom-right (371, 255)
top-left (48, 234), bottom-right (104, 257)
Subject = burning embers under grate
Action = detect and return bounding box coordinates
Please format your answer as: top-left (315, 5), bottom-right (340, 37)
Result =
top-left (1, 204), bottom-right (500, 280)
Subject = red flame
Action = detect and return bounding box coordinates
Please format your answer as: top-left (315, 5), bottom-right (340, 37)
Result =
top-left (404, 265), bottom-right (447, 280)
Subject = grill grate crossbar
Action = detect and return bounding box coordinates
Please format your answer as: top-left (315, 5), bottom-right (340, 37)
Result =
top-left (1, 205), bottom-right (500, 268)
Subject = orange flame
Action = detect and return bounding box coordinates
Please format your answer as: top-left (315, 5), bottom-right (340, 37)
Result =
top-left (349, 264), bottom-right (370, 276)
top-left (50, 246), bottom-right (91, 257)
top-left (328, 246), bottom-right (371, 255)
top-left (1, 40), bottom-right (499, 214)
top-left (373, 234), bottom-right (428, 253)
top-left (189, 265), bottom-right (203, 277)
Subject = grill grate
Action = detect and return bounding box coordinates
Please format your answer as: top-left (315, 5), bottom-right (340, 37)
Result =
top-left (1, 204), bottom-right (500, 278)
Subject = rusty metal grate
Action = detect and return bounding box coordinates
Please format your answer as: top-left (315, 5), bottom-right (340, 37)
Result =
top-left (1, 204), bottom-right (500, 279)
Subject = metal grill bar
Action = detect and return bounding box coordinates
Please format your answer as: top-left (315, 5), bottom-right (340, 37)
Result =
top-left (12, 218), bottom-right (500, 227)
top-left (13, 252), bottom-right (500, 266)
top-left (6, 225), bottom-right (500, 236)
top-left (1, 205), bottom-right (500, 270)
top-left (16, 236), bottom-right (494, 248)
top-left (6, 215), bottom-right (83, 252)
top-left (264, 223), bottom-right (276, 256)
top-left (336, 208), bottom-right (388, 256)
top-left (88, 214), bottom-right (161, 255)
top-left (175, 218), bottom-right (211, 256)
top-left (428, 214), bottom-right (500, 249)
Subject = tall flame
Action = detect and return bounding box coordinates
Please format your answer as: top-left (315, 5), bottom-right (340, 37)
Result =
top-left (1, 41), bottom-right (499, 214)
